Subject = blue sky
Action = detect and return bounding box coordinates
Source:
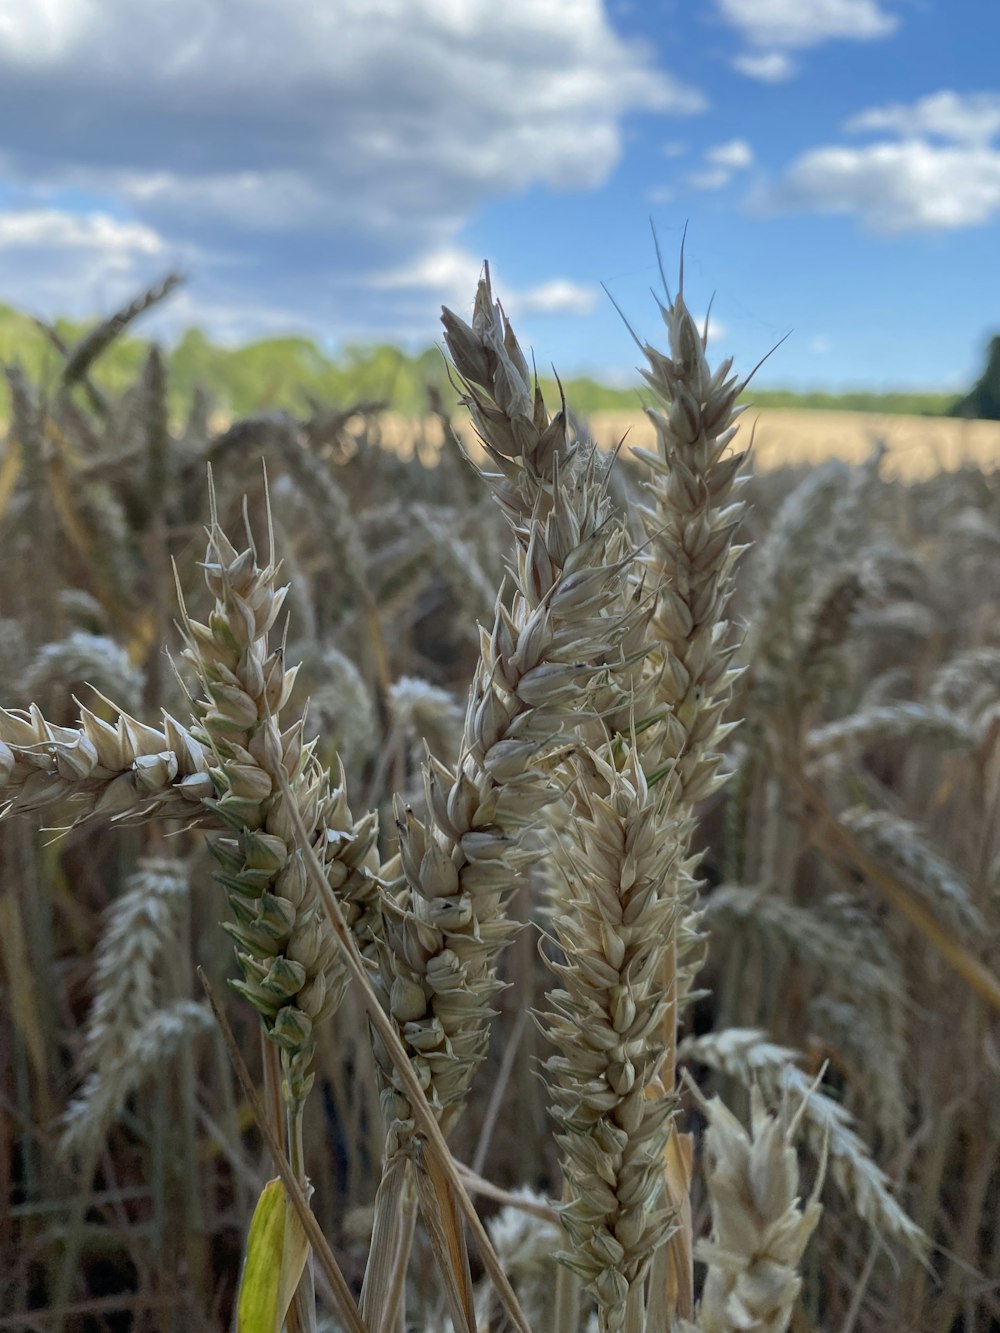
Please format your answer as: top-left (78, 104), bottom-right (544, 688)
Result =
top-left (0, 0), bottom-right (996, 390)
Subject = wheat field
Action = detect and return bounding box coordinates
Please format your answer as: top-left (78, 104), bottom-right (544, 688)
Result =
top-left (349, 408), bottom-right (1000, 482)
top-left (0, 271), bottom-right (998, 1333)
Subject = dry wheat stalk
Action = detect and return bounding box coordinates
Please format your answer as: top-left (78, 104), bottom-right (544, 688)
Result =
top-left (61, 858), bottom-right (204, 1159)
top-left (21, 630), bottom-right (145, 718)
top-left (304, 643), bottom-right (378, 785)
top-left (841, 806), bottom-right (985, 940)
top-left (388, 677), bottom-right (465, 771)
top-left (705, 886), bottom-right (909, 1144)
top-left (61, 274), bottom-right (182, 391)
top-left (796, 568), bottom-right (866, 703)
top-left (931, 646), bottom-right (1000, 722)
top-left (806, 701), bottom-right (975, 764)
top-left (64, 1000), bottom-right (214, 1162)
top-left (745, 452), bottom-right (883, 716)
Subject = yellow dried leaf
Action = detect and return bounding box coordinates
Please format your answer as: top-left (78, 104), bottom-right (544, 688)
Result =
top-left (237, 1178), bottom-right (310, 1333)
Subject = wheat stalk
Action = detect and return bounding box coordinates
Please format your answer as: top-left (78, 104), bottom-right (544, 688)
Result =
top-left (0, 699), bottom-right (214, 823)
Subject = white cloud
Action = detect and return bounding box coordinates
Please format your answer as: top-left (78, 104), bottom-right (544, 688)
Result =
top-left (0, 208), bottom-right (175, 313)
top-left (0, 208), bottom-right (162, 254)
top-left (0, 0), bottom-right (93, 64)
top-left (510, 279), bottom-right (596, 317)
top-left (758, 140), bottom-right (1000, 231)
top-left (0, 1), bottom-right (701, 217)
top-left (0, 0), bottom-right (704, 339)
top-left (758, 89), bottom-right (1000, 231)
top-left (707, 139), bottom-right (754, 169)
top-left (716, 0), bottom-right (898, 49)
top-left (372, 246), bottom-right (596, 318)
top-left (120, 170), bottom-right (334, 232)
top-left (847, 90), bottom-right (1000, 144)
top-left (688, 168), bottom-right (732, 191)
top-left (689, 139), bottom-right (754, 190)
top-left (732, 50), bottom-right (796, 82)
top-left (661, 140), bottom-right (688, 158)
top-left (374, 247), bottom-right (483, 303)
top-left (700, 315), bottom-right (727, 345)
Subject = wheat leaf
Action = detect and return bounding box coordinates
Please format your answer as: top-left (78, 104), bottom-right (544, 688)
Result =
top-left (237, 1178), bottom-right (310, 1333)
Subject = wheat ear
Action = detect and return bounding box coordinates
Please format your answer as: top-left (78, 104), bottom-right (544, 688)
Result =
top-left (677, 1082), bottom-right (825, 1333)
top-left (624, 245), bottom-right (750, 1319)
top-left (361, 273), bottom-right (635, 1324)
top-left (176, 483), bottom-right (381, 1108)
top-left (0, 699), bottom-right (214, 824)
top-left (543, 743), bottom-right (682, 1332)
top-left (679, 1029), bottom-right (927, 1257)
top-left (376, 274), bottom-right (635, 1139)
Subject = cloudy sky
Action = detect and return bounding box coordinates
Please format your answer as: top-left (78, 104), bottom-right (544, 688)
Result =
top-left (0, 0), bottom-right (996, 389)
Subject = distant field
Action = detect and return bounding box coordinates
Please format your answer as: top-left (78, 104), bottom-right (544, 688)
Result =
top-left (364, 407), bottom-right (1000, 480)
top-left (589, 408), bottom-right (1000, 479)
top-left (3, 405), bottom-right (995, 482)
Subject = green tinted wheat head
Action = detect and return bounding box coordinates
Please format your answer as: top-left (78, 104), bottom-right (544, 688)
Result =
top-left (0, 483), bottom-right (382, 1121)
top-left (175, 488), bottom-right (381, 1109)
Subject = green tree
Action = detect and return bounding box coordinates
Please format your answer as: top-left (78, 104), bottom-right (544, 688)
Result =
top-left (950, 335), bottom-right (1000, 420)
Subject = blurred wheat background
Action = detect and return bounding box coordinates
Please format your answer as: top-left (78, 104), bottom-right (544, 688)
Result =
top-left (0, 269), bottom-right (997, 1333)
